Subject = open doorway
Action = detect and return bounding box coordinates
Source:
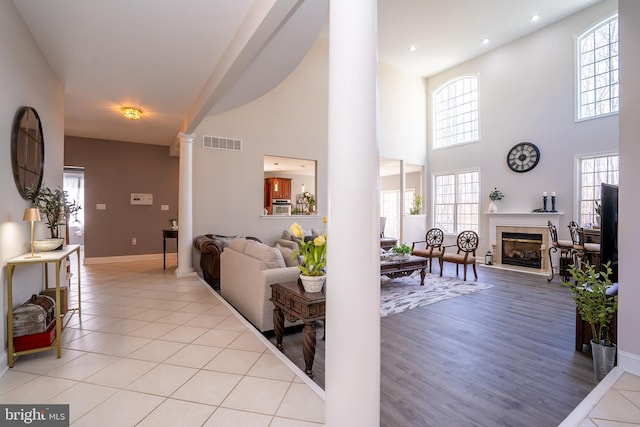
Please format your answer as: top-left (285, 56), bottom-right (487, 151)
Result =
top-left (63, 167), bottom-right (84, 246)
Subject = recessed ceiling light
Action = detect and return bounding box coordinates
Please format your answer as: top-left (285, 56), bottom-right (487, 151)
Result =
top-left (531, 14), bottom-right (540, 22)
top-left (408, 45), bottom-right (417, 53)
top-left (482, 38), bottom-right (490, 45)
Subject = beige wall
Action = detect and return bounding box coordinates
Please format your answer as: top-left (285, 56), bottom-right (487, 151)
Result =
top-left (64, 137), bottom-right (179, 258)
top-left (0, 0), bottom-right (65, 364)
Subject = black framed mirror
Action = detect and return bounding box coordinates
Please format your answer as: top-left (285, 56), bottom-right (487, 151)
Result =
top-left (11, 106), bottom-right (44, 200)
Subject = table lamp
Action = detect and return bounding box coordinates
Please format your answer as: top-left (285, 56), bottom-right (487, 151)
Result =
top-left (23, 207), bottom-right (41, 258)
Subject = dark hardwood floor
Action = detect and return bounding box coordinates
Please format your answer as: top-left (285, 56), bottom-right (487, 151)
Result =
top-left (267, 263), bottom-right (597, 427)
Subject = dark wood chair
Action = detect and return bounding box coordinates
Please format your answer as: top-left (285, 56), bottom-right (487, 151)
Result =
top-left (439, 230), bottom-right (478, 281)
top-left (569, 221), bottom-right (601, 271)
top-left (411, 228), bottom-right (444, 273)
top-left (547, 220), bottom-right (574, 282)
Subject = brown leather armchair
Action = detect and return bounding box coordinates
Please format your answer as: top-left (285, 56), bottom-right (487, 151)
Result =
top-left (193, 234), bottom-right (260, 289)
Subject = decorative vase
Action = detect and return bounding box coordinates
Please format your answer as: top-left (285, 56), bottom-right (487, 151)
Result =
top-left (299, 274), bottom-right (325, 293)
top-left (591, 339), bottom-right (616, 381)
top-left (488, 201), bottom-right (498, 213)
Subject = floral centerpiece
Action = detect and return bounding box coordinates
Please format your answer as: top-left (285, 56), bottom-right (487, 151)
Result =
top-left (289, 216), bottom-right (327, 292)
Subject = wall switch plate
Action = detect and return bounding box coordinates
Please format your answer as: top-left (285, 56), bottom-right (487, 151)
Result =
top-left (96, 203), bottom-right (106, 210)
top-left (160, 205), bottom-right (169, 211)
top-left (131, 237), bottom-right (136, 245)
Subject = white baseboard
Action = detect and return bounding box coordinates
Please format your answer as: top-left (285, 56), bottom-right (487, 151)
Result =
top-left (618, 350), bottom-right (640, 376)
top-left (83, 253), bottom-right (165, 265)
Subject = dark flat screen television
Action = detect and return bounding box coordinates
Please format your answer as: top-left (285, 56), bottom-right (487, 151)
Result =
top-left (600, 183), bottom-right (618, 282)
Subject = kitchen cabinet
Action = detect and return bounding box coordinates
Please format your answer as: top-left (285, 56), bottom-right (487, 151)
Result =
top-left (265, 178), bottom-right (291, 199)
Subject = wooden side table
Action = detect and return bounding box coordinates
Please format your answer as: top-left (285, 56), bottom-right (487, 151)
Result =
top-left (270, 281), bottom-right (326, 378)
top-left (162, 229), bottom-right (178, 270)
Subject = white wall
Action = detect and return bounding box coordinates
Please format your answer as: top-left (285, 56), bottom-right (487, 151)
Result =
top-left (0, 0), bottom-right (64, 370)
top-left (427, 0), bottom-right (619, 255)
top-left (193, 38), bottom-right (429, 244)
top-left (618, 0), bottom-right (640, 373)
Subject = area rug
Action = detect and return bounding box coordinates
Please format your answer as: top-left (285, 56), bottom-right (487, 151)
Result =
top-left (380, 271), bottom-right (493, 317)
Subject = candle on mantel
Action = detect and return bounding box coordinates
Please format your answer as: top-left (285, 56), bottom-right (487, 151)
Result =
top-left (543, 192), bottom-right (547, 197)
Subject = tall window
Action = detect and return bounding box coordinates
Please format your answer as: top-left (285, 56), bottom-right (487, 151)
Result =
top-left (576, 14), bottom-right (619, 120)
top-left (433, 171), bottom-right (479, 234)
top-left (433, 76), bottom-right (479, 149)
top-left (578, 153), bottom-right (619, 226)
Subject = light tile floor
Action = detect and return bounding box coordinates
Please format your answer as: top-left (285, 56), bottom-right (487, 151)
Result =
top-left (0, 259), bottom-right (325, 426)
top-left (578, 372), bottom-right (640, 426)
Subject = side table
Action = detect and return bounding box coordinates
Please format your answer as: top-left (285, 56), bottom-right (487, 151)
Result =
top-left (6, 244), bottom-right (81, 367)
top-left (270, 281), bottom-right (326, 378)
top-left (162, 229), bottom-right (178, 270)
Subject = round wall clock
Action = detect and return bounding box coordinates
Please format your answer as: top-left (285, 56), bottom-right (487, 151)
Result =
top-left (506, 142), bottom-right (540, 173)
top-left (11, 106), bottom-right (45, 200)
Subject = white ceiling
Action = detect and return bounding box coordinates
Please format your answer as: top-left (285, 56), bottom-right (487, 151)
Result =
top-left (12, 0), bottom-right (602, 150)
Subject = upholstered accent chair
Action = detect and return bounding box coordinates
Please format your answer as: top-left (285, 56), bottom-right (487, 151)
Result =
top-left (439, 230), bottom-right (479, 281)
top-left (411, 228), bottom-right (444, 273)
top-left (547, 220), bottom-right (574, 281)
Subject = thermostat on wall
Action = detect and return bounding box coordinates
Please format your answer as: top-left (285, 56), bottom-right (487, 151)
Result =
top-left (130, 193), bottom-right (153, 205)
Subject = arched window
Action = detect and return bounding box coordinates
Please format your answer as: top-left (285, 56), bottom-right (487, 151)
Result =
top-left (576, 14), bottom-right (619, 120)
top-left (433, 76), bottom-right (479, 149)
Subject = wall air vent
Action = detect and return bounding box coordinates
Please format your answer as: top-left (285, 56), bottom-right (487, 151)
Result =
top-left (202, 135), bottom-right (242, 151)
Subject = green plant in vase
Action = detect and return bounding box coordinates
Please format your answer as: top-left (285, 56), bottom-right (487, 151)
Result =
top-left (27, 186), bottom-right (81, 239)
top-left (391, 243), bottom-right (412, 257)
top-left (409, 195), bottom-right (423, 214)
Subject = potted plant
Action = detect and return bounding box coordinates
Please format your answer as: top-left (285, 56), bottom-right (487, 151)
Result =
top-left (289, 216), bottom-right (327, 292)
top-left (409, 195), bottom-right (423, 215)
top-left (391, 243), bottom-right (412, 258)
top-left (488, 187), bottom-right (504, 213)
top-left (27, 186), bottom-right (81, 240)
top-left (563, 261), bottom-right (618, 381)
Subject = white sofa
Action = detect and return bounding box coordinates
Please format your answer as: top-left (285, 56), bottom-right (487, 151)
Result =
top-left (220, 238), bottom-right (301, 332)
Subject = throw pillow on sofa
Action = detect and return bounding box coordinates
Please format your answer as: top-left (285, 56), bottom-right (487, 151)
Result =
top-left (276, 243), bottom-right (298, 267)
top-left (243, 240), bottom-right (287, 269)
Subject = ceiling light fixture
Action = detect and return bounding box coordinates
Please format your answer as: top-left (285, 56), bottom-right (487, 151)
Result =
top-left (408, 45), bottom-right (417, 53)
top-left (121, 107), bottom-right (143, 120)
top-left (482, 38), bottom-right (490, 45)
top-left (531, 14), bottom-right (540, 22)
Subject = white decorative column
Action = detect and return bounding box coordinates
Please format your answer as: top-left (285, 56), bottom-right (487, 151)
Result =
top-left (176, 132), bottom-right (196, 277)
top-left (326, 0), bottom-right (380, 425)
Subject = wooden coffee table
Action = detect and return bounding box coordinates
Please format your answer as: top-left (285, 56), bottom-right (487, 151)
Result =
top-left (381, 255), bottom-right (428, 285)
top-left (270, 281), bottom-right (326, 378)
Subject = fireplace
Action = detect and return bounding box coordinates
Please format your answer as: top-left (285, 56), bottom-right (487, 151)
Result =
top-left (489, 213), bottom-right (562, 273)
top-left (501, 232), bottom-right (543, 269)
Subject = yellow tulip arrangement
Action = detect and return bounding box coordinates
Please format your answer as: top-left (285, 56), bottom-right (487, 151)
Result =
top-left (289, 216), bottom-right (327, 276)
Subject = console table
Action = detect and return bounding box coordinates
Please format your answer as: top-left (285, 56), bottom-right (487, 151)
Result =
top-left (6, 244), bottom-right (81, 367)
top-left (162, 229), bottom-right (178, 270)
top-left (270, 281), bottom-right (326, 378)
